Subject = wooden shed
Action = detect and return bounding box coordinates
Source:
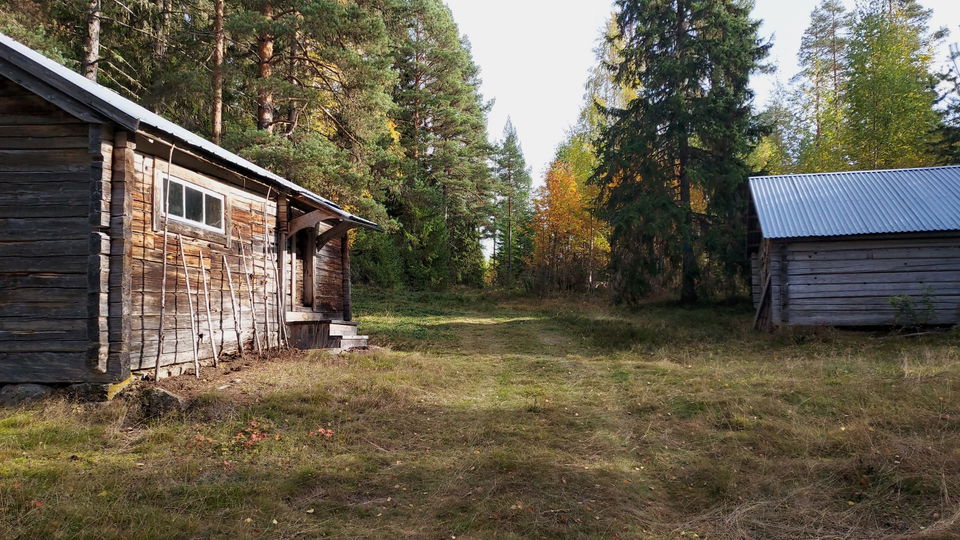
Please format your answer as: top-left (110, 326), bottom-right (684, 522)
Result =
top-left (749, 166), bottom-right (960, 329)
top-left (0, 34), bottom-right (380, 384)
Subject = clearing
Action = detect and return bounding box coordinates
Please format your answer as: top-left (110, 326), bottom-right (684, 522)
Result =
top-left (1, 288), bottom-right (959, 538)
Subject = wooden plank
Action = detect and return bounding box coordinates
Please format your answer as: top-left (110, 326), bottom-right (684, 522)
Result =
top-left (0, 274), bottom-right (88, 289)
top-left (0, 205), bottom-right (90, 219)
top-left (0, 329), bottom-right (89, 342)
top-left (789, 311), bottom-right (958, 326)
top-left (0, 114), bottom-right (86, 125)
top-left (0, 302), bottom-right (88, 318)
top-left (0, 256), bottom-right (89, 273)
top-left (0, 317), bottom-right (89, 332)
top-left (0, 172), bottom-right (89, 185)
top-left (0, 124), bottom-right (90, 138)
top-left (287, 209), bottom-right (337, 236)
top-left (0, 135), bottom-right (89, 149)
top-left (0, 183), bottom-right (94, 202)
top-left (0, 340), bottom-right (91, 353)
top-left (787, 258), bottom-right (960, 275)
top-left (0, 287), bottom-right (88, 303)
top-left (789, 298), bottom-right (960, 309)
top-left (0, 148), bottom-right (90, 170)
top-left (769, 241), bottom-right (783, 326)
top-left (787, 271), bottom-right (960, 286)
top-left (787, 236), bottom-right (960, 253)
top-left (0, 217), bottom-right (91, 241)
top-left (789, 283), bottom-right (960, 299)
top-left (0, 354), bottom-right (116, 384)
top-left (787, 246), bottom-right (960, 262)
top-left (316, 221), bottom-right (351, 250)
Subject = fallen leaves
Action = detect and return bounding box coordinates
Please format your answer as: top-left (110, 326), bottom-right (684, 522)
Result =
top-left (233, 420), bottom-right (272, 448)
top-left (307, 428), bottom-right (335, 439)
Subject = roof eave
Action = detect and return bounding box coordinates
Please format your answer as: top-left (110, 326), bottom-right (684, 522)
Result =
top-left (0, 32), bottom-right (383, 234)
top-left (0, 40), bottom-right (140, 132)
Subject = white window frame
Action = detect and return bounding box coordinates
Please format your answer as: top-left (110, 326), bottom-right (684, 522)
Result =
top-left (161, 174), bottom-right (226, 234)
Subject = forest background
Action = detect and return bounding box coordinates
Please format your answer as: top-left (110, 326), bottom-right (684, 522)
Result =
top-left (3, 0), bottom-right (959, 304)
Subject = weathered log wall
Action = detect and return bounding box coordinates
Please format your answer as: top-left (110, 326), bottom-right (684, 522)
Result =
top-left (0, 73), bottom-right (355, 383)
top-left (779, 235), bottom-right (960, 326)
top-left (129, 151), bottom-right (282, 376)
top-left (0, 78), bottom-right (127, 382)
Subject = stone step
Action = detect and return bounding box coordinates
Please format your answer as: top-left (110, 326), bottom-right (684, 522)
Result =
top-left (328, 322), bottom-right (358, 337)
top-left (338, 336), bottom-right (369, 350)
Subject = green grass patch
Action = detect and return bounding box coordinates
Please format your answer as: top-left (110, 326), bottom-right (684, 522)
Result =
top-left (0, 286), bottom-right (958, 538)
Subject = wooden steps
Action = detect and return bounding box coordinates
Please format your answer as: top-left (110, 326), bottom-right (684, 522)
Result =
top-left (284, 316), bottom-right (369, 350)
top-left (326, 320), bottom-right (368, 350)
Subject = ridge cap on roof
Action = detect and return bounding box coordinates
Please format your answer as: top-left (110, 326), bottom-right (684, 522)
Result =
top-left (750, 164), bottom-right (960, 181)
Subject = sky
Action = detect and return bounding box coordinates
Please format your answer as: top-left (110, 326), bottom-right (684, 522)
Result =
top-left (444, 0), bottom-right (960, 185)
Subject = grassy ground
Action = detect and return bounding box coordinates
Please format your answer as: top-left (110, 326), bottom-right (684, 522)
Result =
top-left (1, 287), bottom-right (959, 539)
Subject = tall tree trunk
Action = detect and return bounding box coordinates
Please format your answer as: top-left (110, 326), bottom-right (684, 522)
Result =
top-left (587, 218), bottom-right (595, 291)
top-left (257, 1), bottom-right (275, 132)
top-left (678, 137), bottom-right (698, 304)
top-left (506, 185), bottom-right (513, 284)
top-left (676, 0), bottom-right (698, 304)
top-left (82, 0), bottom-right (101, 81)
top-left (211, 0), bottom-right (225, 144)
top-left (283, 23), bottom-right (301, 137)
top-left (154, 0), bottom-right (171, 57)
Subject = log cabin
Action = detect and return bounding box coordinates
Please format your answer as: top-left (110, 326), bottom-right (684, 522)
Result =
top-left (749, 166), bottom-right (960, 330)
top-left (0, 33), bottom-right (380, 384)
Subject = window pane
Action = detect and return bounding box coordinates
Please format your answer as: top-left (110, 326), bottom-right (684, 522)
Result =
top-left (167, 180), bottom-right (184, 217)
top-left (205, 195), bottom-right (223, 229)
top-left (185, 186), bottom-right (204, 223)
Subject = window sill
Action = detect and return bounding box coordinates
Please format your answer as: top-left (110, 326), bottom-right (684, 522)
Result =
top-left (161, 217), bottom-right (231, 247)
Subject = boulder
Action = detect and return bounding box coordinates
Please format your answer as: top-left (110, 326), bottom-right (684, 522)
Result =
top-left (140, 387), bottom-right (185, 418)
top-left (0, 384), bottom-right (54, 406)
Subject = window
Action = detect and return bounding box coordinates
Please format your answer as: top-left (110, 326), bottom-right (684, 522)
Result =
top-left (163, 176), bottom-right (225, 232)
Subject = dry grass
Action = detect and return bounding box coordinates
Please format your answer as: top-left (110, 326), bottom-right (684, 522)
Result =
top-left (1, 287), bottom-right (959, 539)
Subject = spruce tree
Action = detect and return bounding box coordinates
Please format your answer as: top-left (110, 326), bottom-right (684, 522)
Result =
top-left (593, 0), bottom-right (769, 304)
top-left (936, 45), bottom-right (960, 164)
top-left (492, 119), bottom-right (532, 286)
top-left (389, 0), bottom-right (493, 287)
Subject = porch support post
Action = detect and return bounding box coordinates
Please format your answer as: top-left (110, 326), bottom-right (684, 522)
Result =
top-left (277, 197), bottom-right (288, 316)
top-left (341, 232), bottom-right (352, 322)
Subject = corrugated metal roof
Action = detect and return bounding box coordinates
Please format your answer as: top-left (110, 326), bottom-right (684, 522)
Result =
top-left (0, 33), bottom-right (380, 231)
top-left (749, 166), bottom-right (960, 239)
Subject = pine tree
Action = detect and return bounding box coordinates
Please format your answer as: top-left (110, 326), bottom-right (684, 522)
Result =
top-left (794, 0), bottom-right (850, 171)
top-left (1, 0), bottom-right (499, 290)
top-left (593, 0), bottom-right (769, 304)
top-left (492, 119), bottom-right (532, 286)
